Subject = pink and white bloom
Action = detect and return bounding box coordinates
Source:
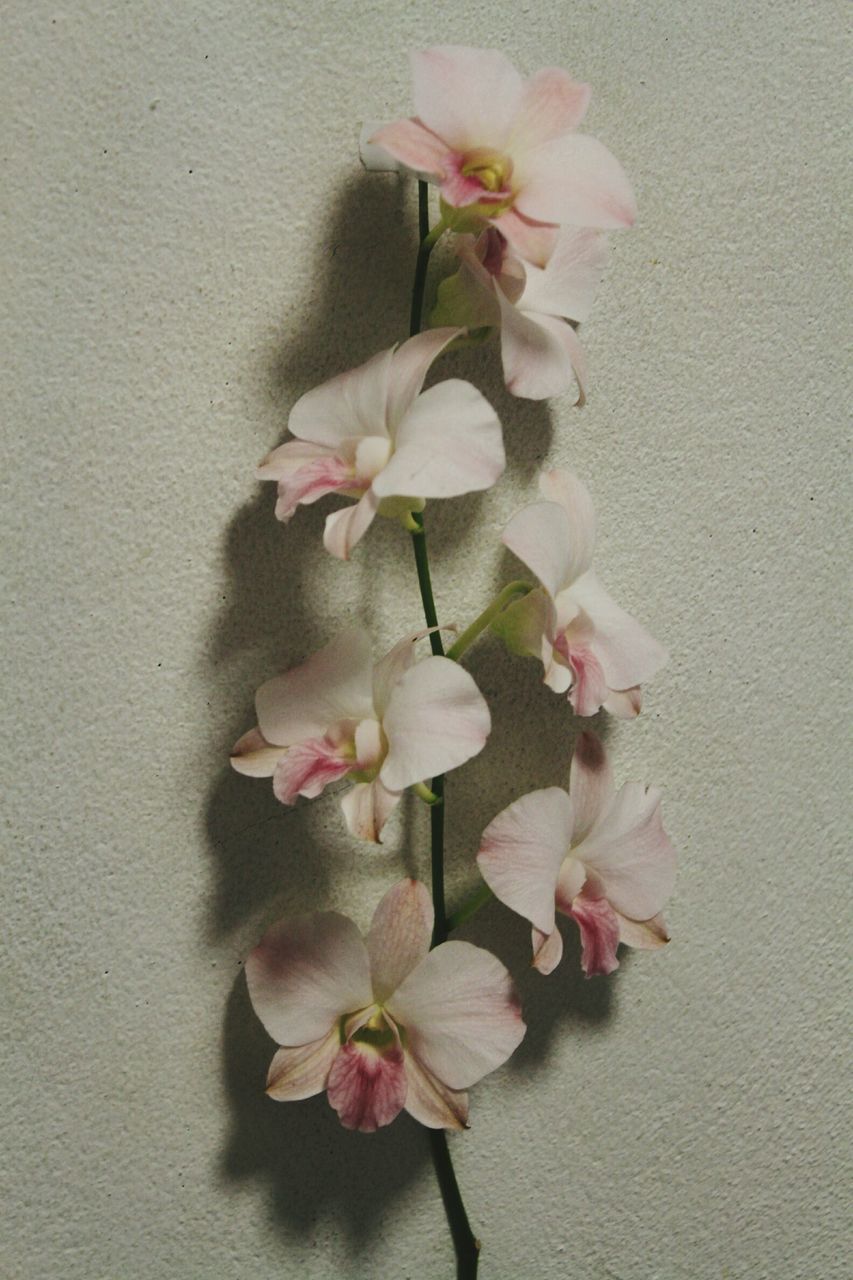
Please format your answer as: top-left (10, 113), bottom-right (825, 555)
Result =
top-left (431, 225), bottom-right (609, 401)
top-left (477, 732), bottom-right (676, 977)
top-left (231, 627), bottom-right (491, 842)
top-left (497, 468), bottom-right (667, 718)
top-left (246, 879), bottom-right (525, 1131)
top-left (370, 46), bottom-right (636, 262)
top-left (258, 328), bottom-right (505, 560)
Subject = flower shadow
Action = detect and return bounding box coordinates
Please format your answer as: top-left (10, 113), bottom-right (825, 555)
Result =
top-left (220, 973), bottom-right (434, 1253)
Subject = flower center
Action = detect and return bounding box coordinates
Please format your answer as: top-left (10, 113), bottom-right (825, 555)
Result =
top-left (461, 147), bottom-right (514, 194)
top-left (351, 1009), bottom-right (397, 1049)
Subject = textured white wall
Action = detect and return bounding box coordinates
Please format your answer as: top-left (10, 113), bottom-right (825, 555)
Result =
top-left (2, 2), bottom-right (849, 1277)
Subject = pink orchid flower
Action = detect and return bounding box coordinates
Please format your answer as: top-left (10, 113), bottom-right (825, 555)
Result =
top-left (258, 327), bottom-right (505, 560)
top-left (231, 626), bottom-right (490, 842)
top-left (477, 732), bottom-right (676, 977)
top-left (431, 225), bottom-right (609, 402)
top-left (370, 46), bottom-right (636, 263)
top-left (497, 468), bottom-right (667, 718)
top-left (246, 879), bottom-right (525, 1132)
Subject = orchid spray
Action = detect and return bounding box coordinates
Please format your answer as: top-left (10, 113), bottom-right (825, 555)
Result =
top-left (231, 46), bottom-right (676, 1277)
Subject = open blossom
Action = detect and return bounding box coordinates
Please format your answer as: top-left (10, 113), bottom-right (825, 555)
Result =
top-left (231, 626), bottom-right (490, 842)
top-left (431, 225), bottom-right (609, 402)
top-left (370, 45), bottom-right (635, 263)
top-left (246, 879), bottom-right (525, 1132)
top-left (477, 732), bottom-right (676, 976)
top-left (496, 468), bottom-right (666, 718)
top-left (258, 327), bottom-right (505, 560)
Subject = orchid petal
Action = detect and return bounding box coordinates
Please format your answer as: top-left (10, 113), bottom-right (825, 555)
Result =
top-left (519, 228), bottom-right (609, 324)
top-left (386, 328), bottom-right (463, 432)
top-left (492, 208), bottom-right (558, 268)
top-left (270, 454), bottom-right (355, 522)
top-left (403, 1052), bottom-right (469, 1130)
top-left (289, 348), bottom-right (393, 447)
top-left (568, 731), bottom-right (615, 843)
top-left (367, 879), bottom-right (433, 1003)
top-left (245, 911), bottom-right (373, 1046)
top-left (256, 439), bottom-right (334, 481)
top-left (508, 68), bottom-right (591, 151)
top-left (570, 571), bottom-right (667, 691)
top-left (497, 287), bottom-right (586, 401)
top-left (603, 686), bottom-right (643, 719)
top-left (477, 787), bottom-right (573, 935)
top-left (386, 940), bottom-right (524, 1089)
top-left (515, 132), bottom-right (637, 230)
top-left (617, 911), bottom-right (670, 950)
top-left (371, 633), bottom-right (420, 718)
top-left (537, 469), bottom-right (597, 578)
top-left (327, 1041), bottom-right (407, 1132)
top-left (555, 856), bottom-right (587, 910)
top-left (577, 782), bottom-right (677, 921)
top-left (569, 890), bottom-right (622, 976)
top-left (502, 499), bottom-right (574, 598)
top-left (266, 1029), bottom-right (339, 1101)
top-left (255, 628), bottom-right (374, 746)
top-left (412, 46), bottom-right (525, 152)
top-left (564, 641), bottom-right (610, 717)
top-left (323, 490), bottom-right (379, 559)
top-left (380, 657), bottom-right (490, 790)
top-left (368, 118), bottom-right (453, 177)
top-left (531, 925), bottom-right (564, 975)
top-left (339, 778), bottom-right (401, 844)
top-left (272, 737), bottom-right (353, 804)
top-left (373, 380), bottom-right (505, 500)
top-left (230, 726), bottom-right (286, 778)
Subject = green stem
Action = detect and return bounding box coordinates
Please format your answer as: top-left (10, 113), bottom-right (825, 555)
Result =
top-left (446, 580), bottom-right (533, 662)
top-left (429, 1129), bottom-right (480, 1279)
top-left (446, 881), bottom-right (494, 933)
top-left (407, 180), bottom-right (477, 1275)
top-left (409, 182), bottom-right (445, 337)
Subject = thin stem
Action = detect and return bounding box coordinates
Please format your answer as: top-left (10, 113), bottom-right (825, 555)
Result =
top-left (408, 179), bottom-right (477, 1277)
top-left (446, 580), bottom-right (534, 662)
top-left (409, 181), bottom-right (444, 337)
top-left (446, 881), bottom-right (494, 933)
top-left (429, 1130), bottom-right (480, 1279)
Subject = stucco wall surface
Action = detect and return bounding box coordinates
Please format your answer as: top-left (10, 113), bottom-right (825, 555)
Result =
top-left (2, 2), bottom-right (849, 1278)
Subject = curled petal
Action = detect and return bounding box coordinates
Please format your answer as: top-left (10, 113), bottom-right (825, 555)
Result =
top-left (255, 627), bottom-right (374, 747)
top-left (266, 1030), bottom-right (340, 1101)
top-left (519, 228), bottom-right (609, 324)
top-left (271, 737), bottom-right (353, 805)
top-left (569, 890), bottom-right (622, 976)
top-left (270, 454), bottom-right (355, 522)
top-left (568, 731), bottom-right (615, 843)
top-left (537, 469), bottom-right (597, 576)
top-left (560, 639), bottom-right (610, 717)
top-left (603, 686), bottom-right (643, 719)
top-left (245, 911), bottom-right (372, 1047)
top-left (230, 726), bottom-right (286, 778)
top-left (327, 1041), bottom-right (408, 1132)
top-left (404, 1051), bottom-right (469, 1130)
top-left (386, 940), bottom-right (525, 1090)
top-left (367, 879), bottom-right (434, 1003)
top-left (380, 656), bottom-right (490, 791)
top-left (323, 490), bottom-right (380, 559)
top-left (477, 787), bottom-right (573, 935)
top-left (412, 45), bottom-right (525, 152)
top-left (373, 379), bottom-right (505, 500)
top-left (576, 782), bottom-right (677, 922)
top-left (339, 778), bottom-right (401, 844)
top-left (502, 499), bottom-right (575, 599)
top-left (570, 571), bottom-right (667, 692)
top-left (497, 288), bottom-right (587, 402)
top-left (531, 925), bottom-right (564, 975)
top-left (617, 911), bottom-right (670, 951)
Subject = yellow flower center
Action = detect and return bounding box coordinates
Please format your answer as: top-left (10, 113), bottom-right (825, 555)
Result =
top-left (461, 147), bottom-right (514, 194)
